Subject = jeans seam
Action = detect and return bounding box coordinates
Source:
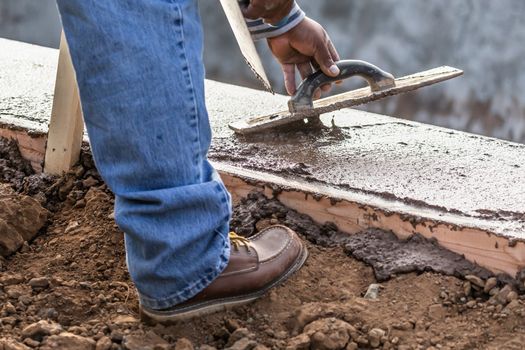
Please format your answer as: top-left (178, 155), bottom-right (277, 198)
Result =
top-left (176, 4), bottom-right (202, 183)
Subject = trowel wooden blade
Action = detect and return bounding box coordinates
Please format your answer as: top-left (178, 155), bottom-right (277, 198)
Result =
top-left (229, 66), bottom-right (463, 135)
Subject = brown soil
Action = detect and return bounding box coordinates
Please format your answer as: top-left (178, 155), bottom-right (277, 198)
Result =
top-left (1, 138), bottom-right (525, 350)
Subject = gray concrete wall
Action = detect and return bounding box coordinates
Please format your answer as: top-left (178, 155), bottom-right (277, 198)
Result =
top-left (1, 0), bottom-right (524, 143)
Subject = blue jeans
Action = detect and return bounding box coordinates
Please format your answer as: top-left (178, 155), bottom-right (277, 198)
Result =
top-left (56, 0), bottom-right (232, 309)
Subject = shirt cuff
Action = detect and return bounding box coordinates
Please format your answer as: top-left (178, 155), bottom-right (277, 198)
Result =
top-left (246, 1), bottom-right (306, 41)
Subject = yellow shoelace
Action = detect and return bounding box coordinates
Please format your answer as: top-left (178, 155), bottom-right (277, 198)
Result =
top-left (229, 231), bottom-right (251, 251)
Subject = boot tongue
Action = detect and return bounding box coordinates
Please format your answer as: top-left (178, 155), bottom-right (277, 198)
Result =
top-left (229, 232), bottom-right (251, 251)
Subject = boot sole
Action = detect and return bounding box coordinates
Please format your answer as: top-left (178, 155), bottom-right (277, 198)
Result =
top-left (140, 242), bottom-right (309, 324)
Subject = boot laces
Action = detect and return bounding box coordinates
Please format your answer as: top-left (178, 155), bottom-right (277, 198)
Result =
top-left (229, 232), bottom-right (251, 252)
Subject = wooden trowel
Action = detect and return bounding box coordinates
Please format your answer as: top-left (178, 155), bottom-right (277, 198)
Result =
top-left (229, 60), bottom-right (463, 135)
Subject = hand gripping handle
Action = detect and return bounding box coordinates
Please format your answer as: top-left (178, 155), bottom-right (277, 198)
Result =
top-left (288, 60), bottom-right (396, 113)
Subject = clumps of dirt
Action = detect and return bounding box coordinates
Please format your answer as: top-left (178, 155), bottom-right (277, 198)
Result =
top-left (0, 137), bottom-right (34, 190)
top-left (0, 184), bottom-right (49, 257)
top-left (1, 141), bottom-right (525, 349)
top-left (230, 192), bottom-right (350, 246)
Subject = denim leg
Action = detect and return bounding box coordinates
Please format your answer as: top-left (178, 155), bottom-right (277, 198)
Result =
top-left (55, 0), bottom-right (232, 309)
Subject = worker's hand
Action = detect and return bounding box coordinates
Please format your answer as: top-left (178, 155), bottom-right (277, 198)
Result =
top-left (241, 0), bottom-right (294, 25)
top-left (267, 17), bottom-right (341, 97)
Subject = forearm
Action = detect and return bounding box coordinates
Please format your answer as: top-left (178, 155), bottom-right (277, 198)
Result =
top-left (240, 0), bottom-right (305, 40)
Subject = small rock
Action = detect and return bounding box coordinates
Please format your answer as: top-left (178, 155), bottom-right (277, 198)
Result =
top-left (227, 328), bottom-right (253, 347)
top-left (40, 332), bottom-right (95, 350)
top-left (21, 320), bottom-right (63, 341)
top-left (64, 221), bottom-right (80, 234)
top-left (0, 185), bottom-right (49, 257)
top-left (122, 331), bottom-right (169, 350)
top-left (3, 302), bottom-right (17, 315)
top-left (489, 287), bottom-right (500, 296)
top-left (199, 346), bottom-right (217, 350)
top-left (95, 336), bottom-right (112, 350)
top-left (0, 338), bottom-right (31, 350)
top-left (463, 281), bottom-right (472, 297)
top-left (253, 345), bottom-right (270, 350)
top-left (495, 285), bottom-right (514, 305)
top-left (484, 277), bottom-right (498, 293)
top-left (466, 300), bottom-right (477, 309)
top-left (364, 284), bottom-right (382, 300)
top-left (503, 300), bottom-right (522, 315)
top-left (368, 328), bottom-right (386, 348)
top-left (82, 177), bottom-right (99, 188)
top-left (507, 291), bottom-right (519, 303)
top-left (428, 304), bottom-right (446, 320)
top-left (303, 318), bottom-right (354, 350)
top-left (346, 342), bottom-right (358, 350)
top-left (58, 177), bottom-right (75, 200)
top-left (0, 273), bottom-right (24, 285)
top-left (465, 275), bottom-right (485, 288)
top-left (174, 338), bottom-right (194, 350)
top-left (112, 315), bottom-right (139, 326)
top-left (224, 319), bottom-right (241, 333)
top-left (275, 331), bottom-right (288, 340)
top-left (255, 219), bottom-right (273, 232)
top-left (286, 333), bottom-right (310, 350)
top-left (28, 277), bottom-right (50, 290)
top-left (225, 338), bottom-right (258, 350)
top-left (22, 337), bottom-right (40, 348)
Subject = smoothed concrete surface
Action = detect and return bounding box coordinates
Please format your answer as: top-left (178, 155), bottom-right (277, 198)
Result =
top-left (1, 38), bottom-right (525, 241)
top-left (0, 38), bottom-right (58, 133)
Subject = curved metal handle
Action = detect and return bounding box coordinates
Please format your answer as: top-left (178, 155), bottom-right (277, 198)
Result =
top-left (288, 60), bottom-right (396, 113)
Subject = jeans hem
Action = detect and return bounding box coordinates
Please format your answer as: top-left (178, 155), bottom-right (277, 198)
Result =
top-left (138, 236), bottom-right (231, 310)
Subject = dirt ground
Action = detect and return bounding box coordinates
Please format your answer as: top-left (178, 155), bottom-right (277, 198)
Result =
top-left (1, 138), bottom-right (525, 350)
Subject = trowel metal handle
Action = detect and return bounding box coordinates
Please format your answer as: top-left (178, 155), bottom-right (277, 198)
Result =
top-left (288, 60), bottom-right (396, 113)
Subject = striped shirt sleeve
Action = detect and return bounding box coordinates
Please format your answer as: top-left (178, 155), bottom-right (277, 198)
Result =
top-left (246, 1), bottom-right (306, 41)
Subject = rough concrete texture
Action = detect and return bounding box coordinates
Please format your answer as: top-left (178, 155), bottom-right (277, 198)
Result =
top-left (2, 39), bottom-right (525, 241)
top-left (344, 229), bottom-right (492, 282)
top-left (0, 184), bottom-right (49, 256)
top-left (205, 80), bottom-right (525, 239)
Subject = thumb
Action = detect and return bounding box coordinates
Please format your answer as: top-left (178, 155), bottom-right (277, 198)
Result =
top-left (240, 3), bottom-right (263, 19)
top-left (314, 45), bottom-right (340, 78)
top-left (281, 63), bottom-right (297, 95)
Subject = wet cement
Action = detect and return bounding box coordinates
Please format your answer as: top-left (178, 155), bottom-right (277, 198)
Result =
top-left (343, 229), bottom-right (493, 282)
top-left (205, 80), bottom-right (525, 239)
top-left (232, 192), bottom-right (495, 282)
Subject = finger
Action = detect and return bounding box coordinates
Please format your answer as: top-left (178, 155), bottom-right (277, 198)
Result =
top-left (241, 2), bottom-right (265, 19)
top-left (328, 40), bottom-right (340, 62)
top-left (281, 63), bottom-right (297, 95)
top-left (313, 88), bottom-right (322, 100)
top-left (314, 41), bottom-right (340, 77)
top-left (311, 60), bottom-right (320, 71)
top-left (320, 83), bottom-right (331, 92)
top-left (297, 62), bottom-right (314, 81)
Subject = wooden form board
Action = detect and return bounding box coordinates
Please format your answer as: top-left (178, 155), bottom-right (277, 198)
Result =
top-left (215, 163), bottom-right (525, 279)
top-left (44, 31), bottom-right (84, 175)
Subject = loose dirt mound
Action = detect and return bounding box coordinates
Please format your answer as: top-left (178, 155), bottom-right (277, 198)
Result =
top-left (1, 139), bottom-right (525, 350)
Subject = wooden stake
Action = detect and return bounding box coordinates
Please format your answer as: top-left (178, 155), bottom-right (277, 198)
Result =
top-left (44, 31), bottom-right (84, 174)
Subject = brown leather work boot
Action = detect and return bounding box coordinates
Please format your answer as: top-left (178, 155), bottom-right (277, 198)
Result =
top-left (140, 225), bottom-right (308, 323)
